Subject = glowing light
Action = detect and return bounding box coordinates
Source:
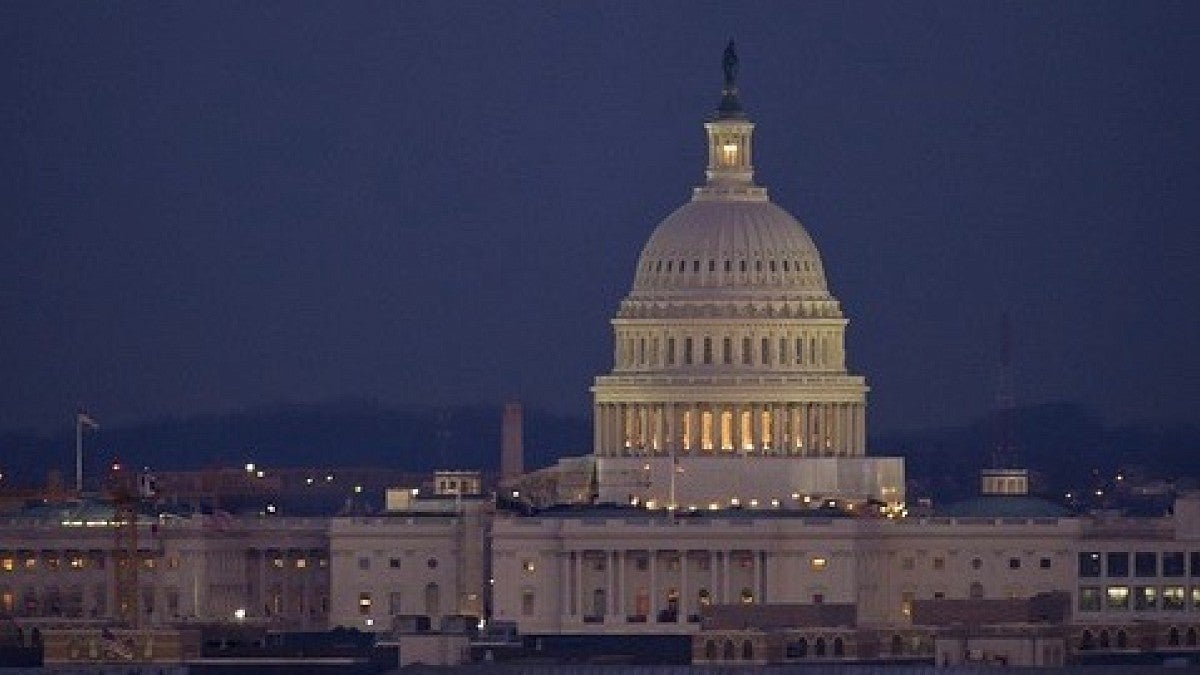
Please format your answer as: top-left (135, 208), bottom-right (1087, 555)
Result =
top-left (234, 608), bottom-right (246, 620)
top-left (244, 463), bottom-right (255, 473)
top-left (255, 470), bottom-right (264, 478)
top-left (354, 485), bottom-right (363, 494)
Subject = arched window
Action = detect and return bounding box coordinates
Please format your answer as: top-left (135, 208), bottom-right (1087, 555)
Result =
top-left (704, 640), bottom-right (717, 660)
top-left (814, 636), bottom-right (826, 656)
top-left (742, 639), bottom-right (754, 660)
top-left (833, 636), bottom-right (845, 656)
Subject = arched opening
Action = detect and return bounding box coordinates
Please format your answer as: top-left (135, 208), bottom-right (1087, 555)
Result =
top-left (1116, 630), bottom-right (1128, 649)
top-left (1080, 630), bottom-right (1094, 650)
top-left (891, 634), bottom-right (904, 655)
top-left (704, 640), bottom-right (717, 660)
top-left (795, 637), bottom-right (808, 657)
top-left (1188, 627), bottom-right (1199, 647)
top-left (723, 639), bottom-right (735, 659)
top-left (814, 636), bottom-right (826, 657)
top-left (742, 639), bottom-right (754, 660)
top-left (1169, 627), bottom-right (1181, 647)
top-left (1099, 630), bottom-right (1110, 649)
top-left (833, 636), bottom-right (845, 656)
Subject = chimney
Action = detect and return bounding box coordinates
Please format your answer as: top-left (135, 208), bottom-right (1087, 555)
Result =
top-left (501, 402), bottom-right (524, 481)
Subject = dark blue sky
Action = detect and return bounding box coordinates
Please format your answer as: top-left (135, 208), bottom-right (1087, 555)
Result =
top-left (2, 2), bottom-right (1197, 434)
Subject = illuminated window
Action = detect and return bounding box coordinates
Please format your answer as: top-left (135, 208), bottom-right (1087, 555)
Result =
top-left (719, 410), bottom-right (733, 451)
top-left (522, 559), bottom-right (536, 573)
top-left (739, 410), bottom-right (752, 451)
top-left (1, 558), bottom-right (13, 572)
top-left (69, 557), bottom-right (84, 569)
top-left (142, 557), bottom-right (156, 570)
top-left (1134, 585), bottom-right (1157, 610)
top-left (721, 142), bottom-right (738, 166)
top-left (740, 587), bottom-right (754, 604)
top-left (700, 411), bottom-right (714, 451)
top-left (1192, 586), bottom-right (1200, 610)
top-left (295, 559), bottom-right (307, 569)
top-left (273, 557), bottom-right (284, 569)
top-left (1163, 586), bottom-right (1186, 610)
top-left (1078, 586), bottom-right (1102, 611)
top-left (698, 588), bottom-right (711, 606)
top-left (810, 556), bottom-right (828, 571)
top-left (901, 591), bottom-right (914, 617)
top-left (1106, 585), bottom-right (1130, 610)
top-left (358, 592), bottom-right (372, 615)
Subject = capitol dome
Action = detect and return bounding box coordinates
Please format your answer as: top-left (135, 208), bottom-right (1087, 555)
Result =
top-left (590, 42), bottom-right (901, 512)
top-left (629, 199), bottom-right (831, 299)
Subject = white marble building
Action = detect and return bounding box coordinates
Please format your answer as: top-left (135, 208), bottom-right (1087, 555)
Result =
top-left (590, 45), bottom-right (902, 510)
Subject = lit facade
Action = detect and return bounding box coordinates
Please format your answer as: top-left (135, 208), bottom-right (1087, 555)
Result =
top-left (590, 47), bottom-right (901, 509)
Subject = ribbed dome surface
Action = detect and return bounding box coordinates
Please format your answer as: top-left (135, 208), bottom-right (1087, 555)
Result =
top-left (629, 199), bottom-right (830, 298)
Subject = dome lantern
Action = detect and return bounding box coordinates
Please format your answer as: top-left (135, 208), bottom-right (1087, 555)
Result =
top-left (697, 41), bottom-right (766, 202)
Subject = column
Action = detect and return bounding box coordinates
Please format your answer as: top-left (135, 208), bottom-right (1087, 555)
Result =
top-left (575, 552), bottom-right (585, 618)
top-left (559, 552), bottom-right (570, 620)
top-left (857, 404), bottom-right (867, 455)
top-left (752, 551), bottom-right (762, 603)
top-left (751, 404), bottom-right (762, 455)
top-left (617, 550), bottom-right (626, 618)
top-left (665, 403), bottom-right (676, 455)
top-left (721, 551), bottom-right (731, 603)
top-left (595, 403), bottom-right (604, 451)
top-left (648, 551), bottom-right (658, 620)
top-left (608, 551), bottom-right (618, 618)
top-left (638, 406), bottom-right (649, 453)
top-left (679, 551), bottom-right (689, 623)
top-left (773, 403), bottom-right (785, 454)
top-left (689, 403), bottom-right (699, 452)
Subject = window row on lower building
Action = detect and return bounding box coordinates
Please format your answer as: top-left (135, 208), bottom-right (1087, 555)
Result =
top-left (1078, 585), bottom-right (1200, 612)
top-left (1078, 551), bottom-right (1200, 579)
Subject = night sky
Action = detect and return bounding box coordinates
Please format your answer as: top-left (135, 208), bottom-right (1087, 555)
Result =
top-left (2, 2), bottom-right (1198, 435)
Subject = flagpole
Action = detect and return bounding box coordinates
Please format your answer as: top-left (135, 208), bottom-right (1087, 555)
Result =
top-left (75, 413), bottom-right (83, 494)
